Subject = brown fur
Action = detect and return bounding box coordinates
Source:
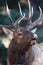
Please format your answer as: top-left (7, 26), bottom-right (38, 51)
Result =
top-left (8, 28), bottom-right (43, 65)
top-left (8, 28), bottom-right (35, 65)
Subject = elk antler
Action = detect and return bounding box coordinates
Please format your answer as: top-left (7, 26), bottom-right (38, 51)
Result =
top-left (18, 0), bottom-right (43, 30)
top-left (0, 0), bottom-right (25, 29)
top-left (6, 0), bottom-right (25, 28)
top-left (18, 0), bottom-right (33, 25)
top-left (27, 6), bottom-right (43, 30)
top-left (0, 0), bottom-right (43, 31)
top-left (28, 0), bottom-right (33, 24)
top-left (6, 2), bottom-right (14, 24)
top-left (0, 0), bottom-right (33, 29)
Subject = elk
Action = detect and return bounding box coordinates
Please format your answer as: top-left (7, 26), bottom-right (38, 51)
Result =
top-left (0, 0), bottom-right (43, 65)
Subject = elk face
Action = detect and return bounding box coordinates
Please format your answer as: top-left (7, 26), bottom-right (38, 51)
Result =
top-left (2, 26), bottom-right (37, 51)
top-left (14, 28), bottom-right (34, 43)
top-left (10, 28), bottom-right (37, 51)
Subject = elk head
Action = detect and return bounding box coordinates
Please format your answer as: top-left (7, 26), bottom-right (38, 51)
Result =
top-left (0, 0), bottom-right (43, 64)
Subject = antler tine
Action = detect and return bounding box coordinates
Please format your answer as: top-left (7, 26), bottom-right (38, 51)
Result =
top-left (14, 14), bottom-right (25, 27)
top-left (28, 6), bottom-right (42, 29)
top-left (18, 2), bottom-right (25, 17)
top-left (18, 0), bottom-right (34, 23)
top-left (28, 0), bottom-right (32, 18)
top-left (18, 2), bottom-right (23, 17)
top-left (32, 7), bottom-right (33, 17)
top-left (28, 0), bottom-right (34, 25)
top-left (18, 1), bottom-right (30, 20)
top-left (13, 2), bottom-right (25, 27)
top-left (6, 0), bottom-right (16, 28)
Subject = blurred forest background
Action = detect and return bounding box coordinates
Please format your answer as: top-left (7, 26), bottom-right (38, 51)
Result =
top-left (0, 0), bottom-right (43, 65)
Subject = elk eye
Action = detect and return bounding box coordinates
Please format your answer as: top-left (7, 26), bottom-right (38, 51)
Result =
top-left (18, 32), bottom-right (23, 38)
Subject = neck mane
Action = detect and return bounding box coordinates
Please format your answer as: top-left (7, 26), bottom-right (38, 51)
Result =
top-left (23, 47), bottom-right (34, 65)
top-left (17, 45), bottom-right (34, 64)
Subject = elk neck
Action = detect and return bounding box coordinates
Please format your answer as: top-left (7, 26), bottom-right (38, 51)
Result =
top-left (22, 46), bottom-right (34, 65)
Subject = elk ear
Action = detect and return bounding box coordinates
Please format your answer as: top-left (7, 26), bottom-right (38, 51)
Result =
top-left (2, 27), bottom-right (13, 35)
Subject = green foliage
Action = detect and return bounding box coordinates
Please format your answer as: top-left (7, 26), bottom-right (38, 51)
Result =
top-left (0, 43), bottom-right (7, 65)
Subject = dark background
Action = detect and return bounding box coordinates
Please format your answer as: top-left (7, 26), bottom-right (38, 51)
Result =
top-left (0, 0), bottom-right (43, 10)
